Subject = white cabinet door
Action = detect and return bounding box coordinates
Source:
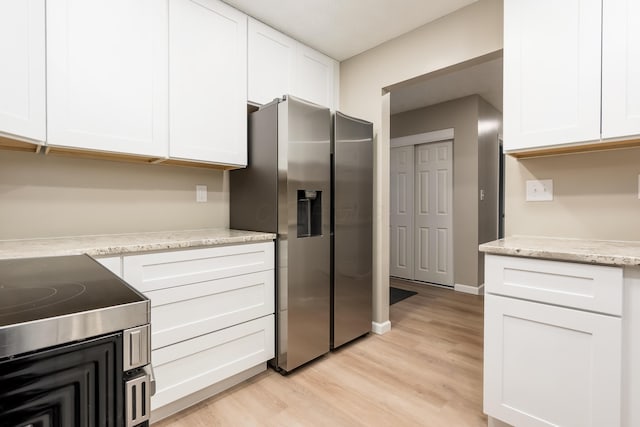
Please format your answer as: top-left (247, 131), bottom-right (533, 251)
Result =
top-left (169, 0), bottom-right (247, 166)
top-left (0, 0), bottom-right (45, 143)
top-left (503, 0), bottom-right (601, 151)
top-left (293, 44), bottom-right (338, 110)
top-left (46, 0), bottom-right (168, 157)
top-left (484, 294), bottom-right (622, 427)
top-left (602, 0), bottom-right (640, 140)
top-left (248, 18), bottom-right (295, 106)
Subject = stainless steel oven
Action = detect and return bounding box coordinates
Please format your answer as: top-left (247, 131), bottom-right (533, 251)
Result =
top-left (0, 255), bottom-right (153, 427)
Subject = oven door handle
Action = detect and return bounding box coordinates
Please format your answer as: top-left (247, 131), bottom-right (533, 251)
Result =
top-left (143, 364), bottom-right (156, 396)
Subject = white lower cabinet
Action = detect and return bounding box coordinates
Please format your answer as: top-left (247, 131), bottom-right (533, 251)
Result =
top-left (484, 254), bottom-right (623, 427)
top-left (121, 241), bottom-right (275, 417)
top-left (485, 294), bottom-right (621, 427)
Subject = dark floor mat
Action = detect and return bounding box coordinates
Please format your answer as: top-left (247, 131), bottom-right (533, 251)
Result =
top-left (390, 286), bottom-right (418, 305)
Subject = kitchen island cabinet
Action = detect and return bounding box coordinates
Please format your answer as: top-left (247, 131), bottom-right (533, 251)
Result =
top-left (481, 237), bottom-right (640, 427)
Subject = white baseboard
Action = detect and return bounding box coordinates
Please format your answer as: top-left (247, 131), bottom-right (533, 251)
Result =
top-left (371, 320), bottom-right (391, 335)
top-left (454, 283), bottom-right (485, 295)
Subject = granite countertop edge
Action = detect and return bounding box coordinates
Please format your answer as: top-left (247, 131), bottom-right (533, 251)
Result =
top-left (479, 235), bottom-right (640, 267)
top-left (0, 228), bottom-right (277, 260)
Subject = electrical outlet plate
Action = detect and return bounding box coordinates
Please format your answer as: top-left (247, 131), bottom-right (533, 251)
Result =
top-left (638, 174), bottom-right (640, 199)
top-left (526, 179), bottom-right (553, 202)
top-left (196, 185), bottom-right (207, 203)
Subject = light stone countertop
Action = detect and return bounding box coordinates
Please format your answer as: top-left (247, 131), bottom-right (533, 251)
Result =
top-left (479, 235), bottom-right (640, 267)
top-left (0, 228), bottom-right (276, 260)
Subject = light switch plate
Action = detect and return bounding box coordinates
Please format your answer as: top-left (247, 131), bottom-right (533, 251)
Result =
top-left (526, 179), bottom-right (553, 201)
top-left (196, 185), bottom-right (207, 203)
top-left (638, 174), bottom-right (640, 199)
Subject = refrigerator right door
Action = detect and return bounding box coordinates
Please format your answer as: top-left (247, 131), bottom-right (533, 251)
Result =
top-left (332, 111), bottom-right (373, 349)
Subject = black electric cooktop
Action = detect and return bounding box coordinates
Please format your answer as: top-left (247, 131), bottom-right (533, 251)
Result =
top-left (0, 254), bottom-right (145, 328)
top-left (0, 254), bottom-right (149, 358)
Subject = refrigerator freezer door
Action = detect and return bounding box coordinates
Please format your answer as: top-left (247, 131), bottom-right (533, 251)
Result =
top-left (332, 111), bottom-right (373, 349)
top-left (276, 96), bottom-right (331, 372)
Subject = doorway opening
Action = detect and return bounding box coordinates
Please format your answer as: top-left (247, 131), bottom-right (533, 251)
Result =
top-left (386, 53), bottom-right (503, 294)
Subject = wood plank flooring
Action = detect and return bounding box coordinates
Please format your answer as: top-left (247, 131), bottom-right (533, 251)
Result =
top-left (153, 279), bottom-right (486, 426)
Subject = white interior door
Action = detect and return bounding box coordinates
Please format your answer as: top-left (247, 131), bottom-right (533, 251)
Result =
top-left (414, 141), bottom-right (453, 286)
top-left (389, 146), bottom-right (414, 280)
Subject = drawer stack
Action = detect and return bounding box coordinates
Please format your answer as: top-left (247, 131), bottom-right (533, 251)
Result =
top-left (121, 242), bottom-right (275, 411)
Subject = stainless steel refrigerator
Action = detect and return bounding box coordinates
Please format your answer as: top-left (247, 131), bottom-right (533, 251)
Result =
top-left (229, 96), bottom-right (372, 372)
top-left (331, 112), bottom-right (373, 349)
top-left (230, 96), bottom-right (331, 373)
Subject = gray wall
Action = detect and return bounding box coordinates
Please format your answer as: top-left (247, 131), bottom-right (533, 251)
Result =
top-left (0, 150), bottom-right (229, 239)
top-left (391, 95), bottom-right (481, 288)
top-left (477, 98), bottom-right (501, 283)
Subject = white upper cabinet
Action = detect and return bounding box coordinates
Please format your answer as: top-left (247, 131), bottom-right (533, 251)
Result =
top-left (0, 0), bottom-right (46, 143)
top-left (248, 19), bottom-right (339, 110)
top-left (602, 0), bottom-right (640, 140)
top-left (248, 18), bottom-right (295, 106)
top-left (169, 0), bottom-right (247, 166)
top-left (293, 44), bottom-right (339, 110)
top-left (503, 0), bottom-right (601, 151)
top-left (46, 0), bottom-right (168, 157)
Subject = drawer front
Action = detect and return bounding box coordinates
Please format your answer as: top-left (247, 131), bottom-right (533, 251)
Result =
top-left (485, 254), bottom-right (623, 315)
top-left (151, 314), bottom-right (275, 410)
top-left (123, 242), bottom-right (274, 293)
top-left (147, 270), bottom-right (274, 349)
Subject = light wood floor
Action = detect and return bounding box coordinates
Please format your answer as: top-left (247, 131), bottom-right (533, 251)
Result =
top-left (154, 279), bottom-right (486, 427)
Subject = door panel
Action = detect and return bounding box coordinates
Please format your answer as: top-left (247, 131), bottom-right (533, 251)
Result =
top-left (390, 146), bottom-right (414, 279)
top-left (414, 141), bottom-right (453, 286)
top-left (169, 0), bottom-right (247, 165)
top-left (484, 294), bottom-right (621, 426)
top-left (332, 111), bottom-right (373, 348)
top-left (503, 0), bottom-right (601, 150)
top-left (0, 0), bottom-right (45, 142)
top-left (47, 0), bottom-right (168, 156)
top-left (602, 0), bottom-right (640, 139)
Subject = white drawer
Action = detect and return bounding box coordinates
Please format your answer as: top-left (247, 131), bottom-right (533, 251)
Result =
top-left (147, 270), bottom-right (274, 349)
top-left (485, 254), bottom-right (623, 316)
top-left (123, 242), bottom-right (274, 293)
top-left (151, 314), bottom-right (275, 410)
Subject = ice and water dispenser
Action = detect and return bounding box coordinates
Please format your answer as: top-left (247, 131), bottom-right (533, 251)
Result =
top-left (297, 190), bottom-right (322, 237)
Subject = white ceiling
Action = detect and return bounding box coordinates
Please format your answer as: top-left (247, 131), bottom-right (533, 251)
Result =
top-left (222, 0), bottom-right (478, 61)
top-left (390, 57), bottom-right (503, 114)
